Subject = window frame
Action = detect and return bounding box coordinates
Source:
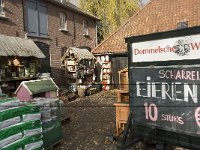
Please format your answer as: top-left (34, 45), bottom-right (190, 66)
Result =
top-left (59, 12), bottom-right (68, 31)
top-left (25, 0), bottom-right (48, 37)
top-left (83, 20), bottom-right (89, 36)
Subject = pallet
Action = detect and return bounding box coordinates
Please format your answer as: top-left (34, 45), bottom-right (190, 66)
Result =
top-left (114, 102), bottom-right (130, 136)
top-left (46, 139), bottom-right (63, 150)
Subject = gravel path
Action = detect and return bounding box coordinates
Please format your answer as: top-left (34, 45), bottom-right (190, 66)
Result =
top-left (54, 90), bottom-right (187, 150)
top-left (54, 90), bottom-right (118, 150)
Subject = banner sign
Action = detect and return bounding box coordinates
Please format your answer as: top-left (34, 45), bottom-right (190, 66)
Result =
top-left (132, 34), bottom-right (200, 62)
top-left (132, 66), bottom-right (200, 135)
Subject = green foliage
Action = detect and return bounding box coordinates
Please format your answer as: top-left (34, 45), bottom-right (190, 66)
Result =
top-left (80, 0), bottom-right (140, 43)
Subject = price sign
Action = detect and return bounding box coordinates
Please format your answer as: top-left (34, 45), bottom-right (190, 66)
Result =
top-left (132, 66), bottom-right (200, 136)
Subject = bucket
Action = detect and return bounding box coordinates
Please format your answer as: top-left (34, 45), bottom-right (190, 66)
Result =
top-left (77, 87), bottom-right (86, 98)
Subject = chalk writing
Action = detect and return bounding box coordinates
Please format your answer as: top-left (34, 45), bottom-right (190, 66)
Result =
top-left (132, 67), bottom-right (200, 136)
top-left (195, 107), bottom-right (200, 128)
top-left (161, 114), bottom-right (184, 125)
top-left (136, 76), bottom-right (197, 103)
top-left (144, 102), bottom-right (158, 121)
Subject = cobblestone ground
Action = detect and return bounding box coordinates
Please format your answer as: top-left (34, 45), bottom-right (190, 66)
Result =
top-left (54, 90), bottom-right (189, 150)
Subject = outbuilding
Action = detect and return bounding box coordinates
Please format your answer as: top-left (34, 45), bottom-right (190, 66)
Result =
top-left (15, 78), bottom-right (58, 101)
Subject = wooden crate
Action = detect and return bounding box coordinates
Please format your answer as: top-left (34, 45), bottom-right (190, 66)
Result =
top-left (118, 68), bottom-right (128, 91)
top-left (114, 102), bottom-right (130, 135)
top-left (115, 89), bottom-right (129, 103)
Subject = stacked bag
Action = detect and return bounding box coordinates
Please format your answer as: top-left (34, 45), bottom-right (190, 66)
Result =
top-left (0, 96), bottom-right (43, 150)
top-left (33, 98), bottom-right (60, 123)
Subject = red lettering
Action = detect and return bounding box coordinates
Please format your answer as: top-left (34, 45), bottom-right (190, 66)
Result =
top-left (191, 42), bottom-right (200, 50)
top-left (134, 49), bottom-right (139, 55)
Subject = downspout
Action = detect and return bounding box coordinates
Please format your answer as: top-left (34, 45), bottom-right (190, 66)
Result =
top-left (72, 12), bottom-right (76, 46)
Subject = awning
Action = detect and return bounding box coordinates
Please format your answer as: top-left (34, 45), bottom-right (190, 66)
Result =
top-left (61, 47), bottom-right (96, 62)
top-left (0, 34), bottom-right (45, 58)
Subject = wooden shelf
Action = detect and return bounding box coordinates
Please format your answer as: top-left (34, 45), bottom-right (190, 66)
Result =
top-left (0, 77), bottom-right (37, 82)
top-left (102, 72), bottom-right (111, 74)
top-left (68, 71), bottom-right (76, 73)
top-left (67, 64), bottom-right (76, 66)
top-left (102, 61), bottom-right (111, 64)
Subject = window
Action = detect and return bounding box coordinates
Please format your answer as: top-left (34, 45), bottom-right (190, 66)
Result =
top-left (0, 0), bottom-right (5, 16)
top-left (83, 20), bottom-right (89, 36)
top-left (25, 0), bottom-right (48, 37)
top-left (59, 12), bottom-right (67, 31)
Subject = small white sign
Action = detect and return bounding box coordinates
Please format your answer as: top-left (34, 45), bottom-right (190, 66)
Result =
top-left (132, 34), bottom-right (200, 62)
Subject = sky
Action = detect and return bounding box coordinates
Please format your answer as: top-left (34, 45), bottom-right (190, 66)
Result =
top-left (70, 0), bottom-right (150, 7)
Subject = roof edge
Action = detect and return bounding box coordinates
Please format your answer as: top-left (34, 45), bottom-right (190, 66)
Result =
top-left (46, 0), bottom-right (100, 21)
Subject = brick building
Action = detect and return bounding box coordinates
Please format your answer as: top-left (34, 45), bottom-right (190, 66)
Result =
top-left (0, 0), bottom-right (99, 86)
top-left (92, 0), bottom-right (200, 89)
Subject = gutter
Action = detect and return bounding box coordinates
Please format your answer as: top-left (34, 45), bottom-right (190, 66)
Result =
top-left (93, 51), bottom-right (128, 56)
top-left (45, 0), bottom-right (100, 21)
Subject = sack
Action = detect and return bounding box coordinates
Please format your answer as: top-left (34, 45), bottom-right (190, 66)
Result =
top-left (23, 113), bottom-right (41, 122)
top-left (0, 133), bottom-right (23, 149)
top-left (0, 98), bottom-right (19, 111)
top-left (25, 140), bottom-right (43, 150)
top-left (24, 127), bottom-right (42, 137)
top-left (1, 135), bottom-right (42, 150)
top-left (0, 116), bottom-right (21, 130)
top-left (0, 105), bottom-right (40, 122)
top-left (0, 120), bottom-right (41, 141)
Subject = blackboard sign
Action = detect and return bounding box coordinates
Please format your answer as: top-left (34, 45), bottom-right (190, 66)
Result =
top-left (131, 66), bottom-right (200, 136)
top-left (125, 26), bottom-right (200, 149)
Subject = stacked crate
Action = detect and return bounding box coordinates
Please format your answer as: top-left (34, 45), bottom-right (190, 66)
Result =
top-left (0, 96), bottom-right (43, 150)
top-left (114, 68), bottom-right (130, 135)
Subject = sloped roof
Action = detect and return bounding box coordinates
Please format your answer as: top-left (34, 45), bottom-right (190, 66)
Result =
top-left (15, 78), bottom-right (58, 95)
top-left (47, 0), bottom-right (100, 21)
top-left (0, 34), bottom-right (45, 58)
top-left (61, 47), bottom-right (96, 62)
top-left (92, 0), bottom-right (200, 54)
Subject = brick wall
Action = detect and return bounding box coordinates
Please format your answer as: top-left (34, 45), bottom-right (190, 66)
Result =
top-left (0, 0), bottom-right (25, 37)
top-left (0, 0), bottom-right (97, 86)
